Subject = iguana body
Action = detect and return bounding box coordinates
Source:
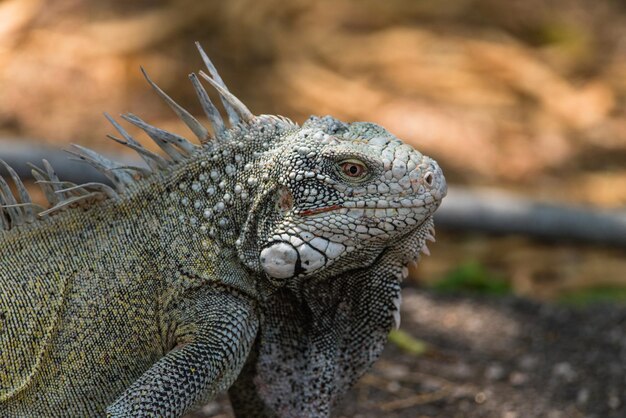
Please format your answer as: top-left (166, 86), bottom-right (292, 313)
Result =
top-left (0, 44), bottom-right (446, 417)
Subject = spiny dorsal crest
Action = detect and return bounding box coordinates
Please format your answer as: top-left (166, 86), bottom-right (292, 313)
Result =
top-left (0, 42), bottom-right (281, 231)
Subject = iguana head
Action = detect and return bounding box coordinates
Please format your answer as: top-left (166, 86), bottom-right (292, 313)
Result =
top-left (241, 115), bottom-right (446, 287)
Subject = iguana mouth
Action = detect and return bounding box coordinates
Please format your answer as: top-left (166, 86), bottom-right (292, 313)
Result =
top-left (298, 202), bottom-right (430, 217)
top-left (298, 205), bottom-right (343, 216)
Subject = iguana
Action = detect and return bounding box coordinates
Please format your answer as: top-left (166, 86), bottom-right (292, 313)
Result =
top-left (0, 43), bottom-right (446, 417)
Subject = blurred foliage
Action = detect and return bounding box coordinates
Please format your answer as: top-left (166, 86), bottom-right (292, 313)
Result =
top-left (388, 330), bottom-right (428, 357)
top-left (558, 286), bottom-right (626, 306)
top-left (431, 261), bottom-right (511, 295)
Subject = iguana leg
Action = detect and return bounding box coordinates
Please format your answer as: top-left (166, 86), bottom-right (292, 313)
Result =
top-left (106, 287), bottom-right (259, 418)
top-left (228, 344), bottom-right (277, 418)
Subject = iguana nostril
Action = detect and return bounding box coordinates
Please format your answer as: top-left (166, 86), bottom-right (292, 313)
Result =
top-left (424, 172), bottom-right (434, 187)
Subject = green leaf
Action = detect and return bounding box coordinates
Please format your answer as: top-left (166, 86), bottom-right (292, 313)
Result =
top-left (388, 329), bottom-right (428, 356)
top-left (558, 286), bottom-right (626, 307)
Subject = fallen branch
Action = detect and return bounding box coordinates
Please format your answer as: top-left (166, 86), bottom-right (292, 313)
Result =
top-left (436, 186), bottom-right (626, 247)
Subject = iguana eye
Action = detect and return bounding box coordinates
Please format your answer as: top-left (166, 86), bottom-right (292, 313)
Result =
top-left (340, 160), bottom-right (367, 178)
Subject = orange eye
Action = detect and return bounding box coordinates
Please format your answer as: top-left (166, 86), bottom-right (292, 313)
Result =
top-left (341, 161), bottom-right (367, 178)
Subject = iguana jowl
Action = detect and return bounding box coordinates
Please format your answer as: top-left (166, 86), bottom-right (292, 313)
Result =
top-left (0, 43), bottom-right (446, 417)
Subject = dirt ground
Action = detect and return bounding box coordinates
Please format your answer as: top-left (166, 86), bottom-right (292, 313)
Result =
top-left (185, 287), bottom-right (626, 418)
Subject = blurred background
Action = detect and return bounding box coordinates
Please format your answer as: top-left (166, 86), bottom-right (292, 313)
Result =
top-left (0, 0), bottom-right (625, 416)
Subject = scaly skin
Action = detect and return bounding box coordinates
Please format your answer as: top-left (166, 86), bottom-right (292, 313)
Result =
top-left (0, 46), bottom-right (446, 418)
